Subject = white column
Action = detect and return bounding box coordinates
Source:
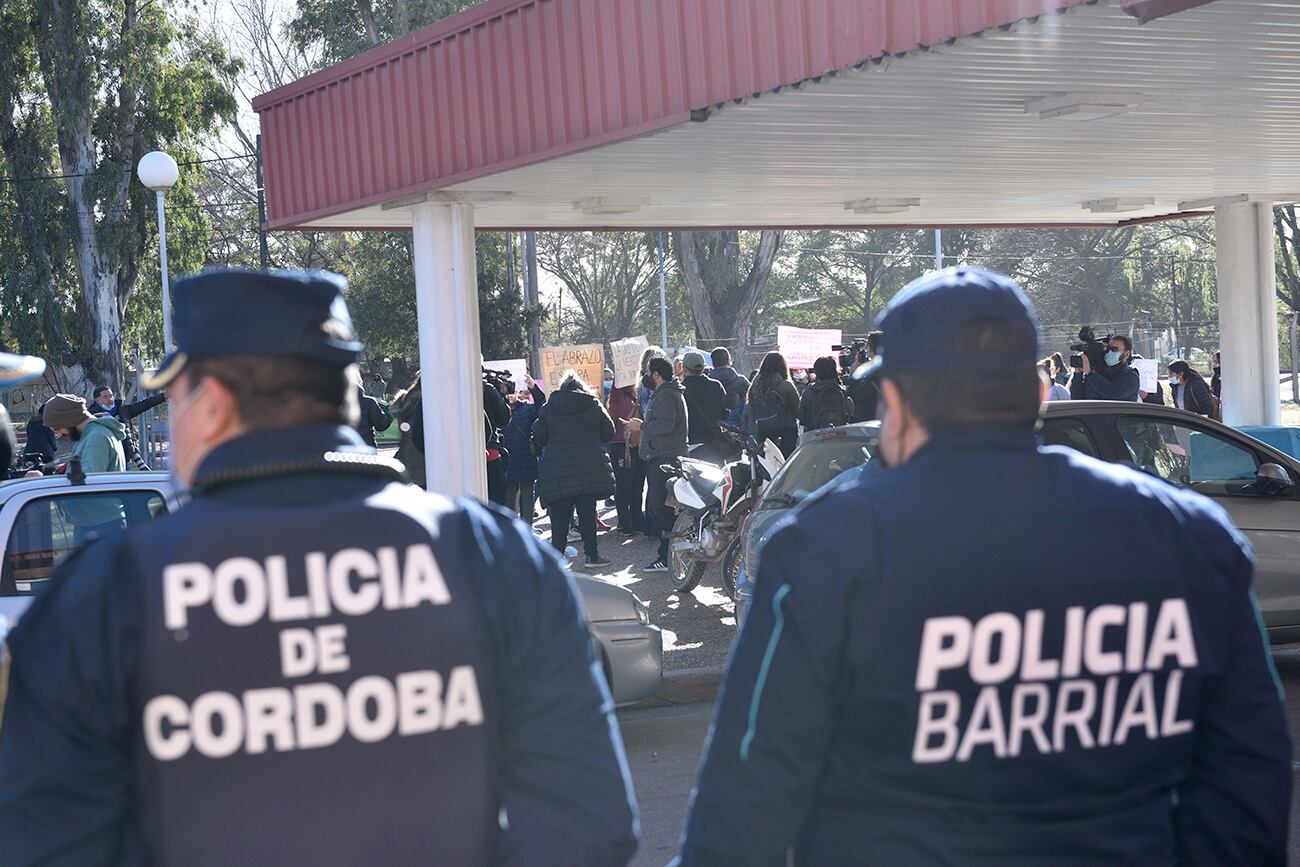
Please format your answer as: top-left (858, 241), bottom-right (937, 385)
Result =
top-left (411, 201), bottom-right (487, 498)
top-left (1216, 201), bottom-right (1280, 426)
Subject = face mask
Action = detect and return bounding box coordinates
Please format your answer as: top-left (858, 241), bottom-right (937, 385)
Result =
top-left (1104, 350), bottom-right (1122, 366)
top-left (603, 380), bottom-right (614, 391)
top-left (1169, 375), bottom-right (1181, 386)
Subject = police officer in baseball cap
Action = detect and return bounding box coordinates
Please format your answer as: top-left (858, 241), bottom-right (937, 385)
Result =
top-left (0, 269), bottom-right (638, 865)
top-left (677, 268), bottom-right (1290, 865)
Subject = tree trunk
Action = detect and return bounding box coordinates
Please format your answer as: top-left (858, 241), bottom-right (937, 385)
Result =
top-left (676, 231), bottom-right (783, 367)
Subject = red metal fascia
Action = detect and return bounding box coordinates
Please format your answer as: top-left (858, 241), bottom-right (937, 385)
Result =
top-left (256, 0), bottom-right (1104, 229)
top-left (1120, 0), bottom-right (1218, 24)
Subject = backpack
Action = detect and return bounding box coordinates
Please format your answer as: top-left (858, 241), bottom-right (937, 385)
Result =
top-left (749, 388), bottom-right (786, 437)
top-left (813, 386), bottom-right (851, 430)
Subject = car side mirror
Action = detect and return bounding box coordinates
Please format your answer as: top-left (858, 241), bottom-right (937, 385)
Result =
top-left (1256, 463), bottom-right (1295, 496)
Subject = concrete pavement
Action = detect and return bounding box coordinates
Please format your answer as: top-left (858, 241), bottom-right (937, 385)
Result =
top-left (619, 702), bottom-right (714, 867)
top-left (621, 645), bottom-right (1300, 865)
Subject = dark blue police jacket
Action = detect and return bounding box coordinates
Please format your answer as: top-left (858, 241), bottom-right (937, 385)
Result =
top-left (677, 424), bottom-right (1291, 866)
top-left (0, 425), bottom-right (637, 867)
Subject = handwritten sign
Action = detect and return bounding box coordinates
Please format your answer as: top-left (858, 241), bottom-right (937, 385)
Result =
top-left (777, 326), bottom-right (843, 369)
top-left (539, 344), bottom-right (605, 394)
top-left (484, 359), bottom-right (529, 392)
top-left (610, 336), bottom-right (649, 388)
top-left (1133, 359), bottom-right (1158, 394)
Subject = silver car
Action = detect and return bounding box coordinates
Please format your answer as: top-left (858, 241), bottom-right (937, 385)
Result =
top-left (733, 424), bottom-right (879, 625)
top-left (736, 406), bottom-right (1300, 643)
top-left (0, 473), bottom-right (662, 704)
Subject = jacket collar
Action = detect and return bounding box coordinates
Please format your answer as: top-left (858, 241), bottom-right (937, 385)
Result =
top-left (191, 424), bottom-right (403, 494)
top-left (907, 423), bottom-right (1038, 465)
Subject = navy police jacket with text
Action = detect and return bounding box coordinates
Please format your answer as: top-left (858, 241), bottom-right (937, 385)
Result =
top-left (0, 425), bottom-right (638, 867)
top-left (677, 424), bottom-right (1291, 866)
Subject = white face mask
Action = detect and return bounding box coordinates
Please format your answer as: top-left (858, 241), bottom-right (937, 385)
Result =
top-left (1169, 375), bottom-right (1181, 386)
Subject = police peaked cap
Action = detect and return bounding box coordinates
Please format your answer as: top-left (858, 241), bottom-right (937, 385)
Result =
top-left (143, 269), bottom-right (364, 390)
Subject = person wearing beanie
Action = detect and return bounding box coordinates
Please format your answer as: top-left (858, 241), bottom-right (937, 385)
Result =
top-left (43, 393), bottom-right (126, 475)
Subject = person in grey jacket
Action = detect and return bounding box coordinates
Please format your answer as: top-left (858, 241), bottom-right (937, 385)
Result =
top-left (629, 357), bottom-right (687, 572)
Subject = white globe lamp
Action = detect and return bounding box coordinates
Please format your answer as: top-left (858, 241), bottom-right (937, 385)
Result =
top-left (138, 151), bottom-right (179, 353)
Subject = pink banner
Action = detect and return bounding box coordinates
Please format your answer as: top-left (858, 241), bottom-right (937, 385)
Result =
top-left (777, 326), bottom-right (843, 369)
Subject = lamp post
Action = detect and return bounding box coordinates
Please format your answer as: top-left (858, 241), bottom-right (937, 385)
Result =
top-left (137, 151), bottom-right (179, 352)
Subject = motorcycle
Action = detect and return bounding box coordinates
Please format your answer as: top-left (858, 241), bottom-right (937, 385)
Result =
top-left (663, 424), bottom-right (785, 593)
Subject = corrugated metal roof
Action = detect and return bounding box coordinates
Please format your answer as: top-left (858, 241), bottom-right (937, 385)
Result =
top-left (253, 0), bottom-right (1103, 229)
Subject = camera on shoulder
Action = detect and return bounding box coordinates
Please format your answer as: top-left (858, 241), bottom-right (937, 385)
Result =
top-left (1068, 326), bottom-right (1110, 370)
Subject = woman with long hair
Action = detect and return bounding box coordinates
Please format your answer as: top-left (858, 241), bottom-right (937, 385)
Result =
top-left (743, 351), bottom-right (801, 458)
top-left (1168, 360), bottom-right (1217, 418)
top-left (532, 370), bottom-right (617, 568)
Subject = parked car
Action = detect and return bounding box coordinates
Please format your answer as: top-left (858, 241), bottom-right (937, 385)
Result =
top-left (733, 424), bottom-right (879, 624)
top-left (0, 473), bottom-right (662, 704)
top-left (736, 404), bottom-right (1300, 643)
top-left (1040, 401), bottom-right (1300, 643)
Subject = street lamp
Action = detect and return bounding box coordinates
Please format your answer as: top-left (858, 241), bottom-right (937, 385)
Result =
top-left (137, 151), bottom-right (179, 352)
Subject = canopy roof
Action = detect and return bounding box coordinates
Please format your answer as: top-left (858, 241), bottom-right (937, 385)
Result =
top-left (254, 0), bottom-right (1300, 231)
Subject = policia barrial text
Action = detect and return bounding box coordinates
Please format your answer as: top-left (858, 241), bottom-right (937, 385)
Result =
top-left (913, 599), bottom-right (1196, 764)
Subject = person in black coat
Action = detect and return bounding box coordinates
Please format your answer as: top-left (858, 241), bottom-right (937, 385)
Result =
top-left (798, 356), bottom-right (855, 431)
top-left (502, 380), bottom-right (547, 522)
top-left (1169, 360), bottom-right (1216, 418)
top-left (681, 350), bottom-right (728, 463)
top-left (23, 404), bottom-right (58, 461)
top-left (533, 371), bottom-right (616, 568)
top-left (354, 384), bottom-right (393, 447)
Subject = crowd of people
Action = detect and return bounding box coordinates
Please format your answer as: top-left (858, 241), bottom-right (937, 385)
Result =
top-left (1041, 343), bottom-right (1223, 419)
top-left (420, 342), bottom-right (882, 573)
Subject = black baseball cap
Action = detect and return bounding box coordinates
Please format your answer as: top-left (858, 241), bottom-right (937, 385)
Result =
top-left (143, 269), bottom-right (363, 390)
top-left (854, 267), bottom-right (1040, 384)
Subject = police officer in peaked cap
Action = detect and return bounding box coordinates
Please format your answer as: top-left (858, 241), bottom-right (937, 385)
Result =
top-left (0, 269), bottom-right (638, 866)
top-left (676, 268), bottom-right (1290, 865)
top-left (0, 352), bottom-right (46, 474)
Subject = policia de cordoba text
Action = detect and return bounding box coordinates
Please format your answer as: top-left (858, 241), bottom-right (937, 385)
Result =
top-left (144, 542), bottom-right (485, 761)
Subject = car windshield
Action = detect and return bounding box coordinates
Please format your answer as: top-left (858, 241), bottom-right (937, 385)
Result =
top-left (760, 438), bottom-right (876, 509)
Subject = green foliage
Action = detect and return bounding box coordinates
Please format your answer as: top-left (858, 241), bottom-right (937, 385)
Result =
top-left (292, 0), bottom-right (478, 63)
top-left (0, 0), bottom-right (237, 390)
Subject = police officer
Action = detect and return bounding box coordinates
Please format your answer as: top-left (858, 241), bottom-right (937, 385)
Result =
top-left (0, 352), bottom-right (46, 474)
top-left (676, 268), bottom-right (1290, 865)
top-left (0, 270), bottom-right (638, 866)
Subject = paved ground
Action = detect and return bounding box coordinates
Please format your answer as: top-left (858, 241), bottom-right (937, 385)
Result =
top-left (535, 504), bottom-right (737, 672)
top-left (619, 645), bottom-right (1300, 866)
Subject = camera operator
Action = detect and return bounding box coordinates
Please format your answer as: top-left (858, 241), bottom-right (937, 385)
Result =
top-left (1075, 334), bottom-right (1139, 402)
top-left (848, 331), bottom-right (883, 422)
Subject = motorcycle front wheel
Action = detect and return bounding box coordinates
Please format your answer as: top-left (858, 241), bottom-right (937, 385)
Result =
top-left (668, 513), bottom-right (708, 593)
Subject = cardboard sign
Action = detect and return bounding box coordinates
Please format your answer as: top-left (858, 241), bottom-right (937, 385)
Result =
top-left (777, 326), bottom-right (843, 369)
top-left (610, 336), bottom-right (649, 388)
top-left (484, 359), bottom-right (529, 392)
top-left (539, 344), bottom-right (605, 394)
top-left (1134, 359), bottom-right (1158, 394)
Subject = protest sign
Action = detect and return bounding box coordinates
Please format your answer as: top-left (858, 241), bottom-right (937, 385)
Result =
top-left (483, 359), bottom-right (529, 392)
top-left (539, 344), bottom-right (605, 394)
top-left (610, 336), bottom-right (649, 388)
top-left (1133, 359), bottom-right (1158, 394)
top-left (777, 326), bottom-right (843, 369)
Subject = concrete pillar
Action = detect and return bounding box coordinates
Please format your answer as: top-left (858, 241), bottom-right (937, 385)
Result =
top-left (411, 201), bottom-right (487, 498)
top-left (1215, 201), bottom-right (1280, 426)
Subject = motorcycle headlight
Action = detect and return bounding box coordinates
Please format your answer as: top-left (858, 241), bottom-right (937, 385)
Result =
top-left (632, 595), bottom-right (650, 625)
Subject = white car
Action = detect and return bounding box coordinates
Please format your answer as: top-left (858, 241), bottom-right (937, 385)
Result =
top-left (0, 473), bottom-right (662, 704)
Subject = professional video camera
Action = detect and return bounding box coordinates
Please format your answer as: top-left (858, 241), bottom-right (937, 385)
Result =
top-left (832, 338), bottom-right (870, 373)
top-left (482, 367), bottom-right (517, 395)
top-left (1068, 326), bottom-right (1110, 370)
